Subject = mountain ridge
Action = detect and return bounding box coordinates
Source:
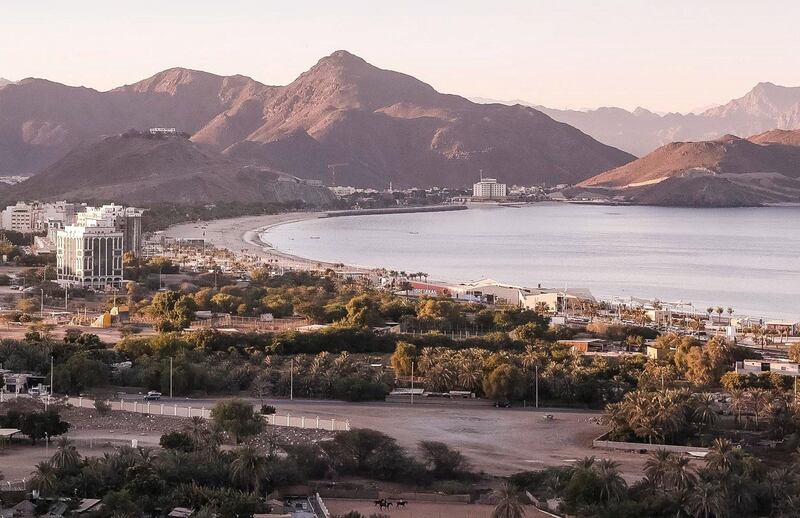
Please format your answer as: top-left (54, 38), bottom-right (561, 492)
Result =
top-left (0, 50), bottom-right (634, 189)
top-left (575, 130), bottom-right (800, 206)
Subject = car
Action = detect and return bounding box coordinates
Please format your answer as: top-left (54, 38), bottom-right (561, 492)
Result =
top-left (494, 401), bottom-right (511, 408)
top-left (143, 391), bottom-right (162, 401)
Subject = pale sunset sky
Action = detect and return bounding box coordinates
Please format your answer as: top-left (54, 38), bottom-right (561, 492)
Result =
top-left (2, 0), bottom-right (799, 113)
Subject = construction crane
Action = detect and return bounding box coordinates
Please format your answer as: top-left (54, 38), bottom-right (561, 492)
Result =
top-left (327, 163), bottom-right (347, 187)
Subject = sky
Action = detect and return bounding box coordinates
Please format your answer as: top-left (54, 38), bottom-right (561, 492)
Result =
top-left (3, 0), bottom-right (800, 113)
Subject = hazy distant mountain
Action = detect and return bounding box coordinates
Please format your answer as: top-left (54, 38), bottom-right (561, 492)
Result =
top-left (0, 51), bottom-right (634, 189)
top-left (2, 130), bottom-right (335, 206)
top-left (576, 131), bottom-right (800, 206)
top-left (0, 78), bottom-right (12, 88)
top-left (537, 83), bottom-right (800, 156)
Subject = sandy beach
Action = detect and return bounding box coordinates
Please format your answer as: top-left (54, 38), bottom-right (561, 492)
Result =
top-left (164, 211), bottom-right (366, 271)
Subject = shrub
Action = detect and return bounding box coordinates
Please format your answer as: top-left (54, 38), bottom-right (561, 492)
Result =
top-left (94, 399), bottom-right (112, 416)
top-left (260, 404), bottom-right (276, 415)
top-left (159, 431), bottom-right (195, 452)
top-left (332, 377), bottom-right (388, 402)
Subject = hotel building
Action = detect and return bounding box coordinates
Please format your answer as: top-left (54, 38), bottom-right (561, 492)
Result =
top-left (472, 177), bottom-right (507, 199)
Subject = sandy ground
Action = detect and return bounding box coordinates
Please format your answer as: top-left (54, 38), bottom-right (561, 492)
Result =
top-left (164, 397), bottom-right (647, 480)
top-left (325, 498), bottom-right (547, 518)
top-left (165, 212), bottom-right (354, 271)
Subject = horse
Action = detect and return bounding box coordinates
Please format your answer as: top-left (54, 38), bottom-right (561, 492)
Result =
top-left (396, 500), bottom-right (408, 509)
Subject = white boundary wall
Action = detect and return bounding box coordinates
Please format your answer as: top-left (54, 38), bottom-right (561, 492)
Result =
top-left (67, 397), bottom-right (350, 431)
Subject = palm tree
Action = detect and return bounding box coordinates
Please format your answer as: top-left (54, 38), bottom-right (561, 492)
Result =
top-left (491, 482), bottom-right (526, 518)
top-left (644, 450), bottom-right (673, 490)
top-left (51, 437), bottom-right (81, 472)
top-left (715, 307), bottom-right (724, 324)
top-left (706, 438), bottom-right (737, 474)
top-left (29, 461), bottom-right (58, 496)
top-left (706, 307), bottom-right (714, 323)
top-left (747, 388), bottom-right (771, 430)
top-left (728, 389), bottom-right (746, 428)
top-left (687, 479), bottom-right (727, 518)
top-left (692, 394), bottom-right (717, 433)
top-left (726, 307), bottom-right (734, 320)
top-left (229, 444), bottom-right (268, 496)
top-left (665, 456), bottom-right (697, 493)
top-left (595, 459), bottom-right (627, 502)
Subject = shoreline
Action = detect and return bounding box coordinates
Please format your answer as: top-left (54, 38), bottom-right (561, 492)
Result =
top-left (165, 211), bottom-right (371, 272)
top-left (164, 208), bottom-right (798, 322)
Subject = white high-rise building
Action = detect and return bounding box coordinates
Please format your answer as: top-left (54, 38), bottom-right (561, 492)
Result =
top-left (55, 204), bottom-right (143, 288)
top-left (56, 214), bottom-right (124, 289)
top-left (473, 177), bottom-right (507, 199)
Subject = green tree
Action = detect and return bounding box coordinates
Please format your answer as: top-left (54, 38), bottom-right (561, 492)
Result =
top-left (16, 410), bottom-right (71, 444)
top-left (147, 291), bottom-right (197, 331)
top-left (491, 482), bottom-right (526, 518)
top-left (159, 431), bottom-right (195, 452)
top-left (29, 461), bottom-right (58, 496)
top-left (390, 341), bottom-right (417, 376)
top-left (50, 437), bottom-right (81, 473)
top-left (418, 440), bottom-right (471, 480)
top-left (482, 364), bottom-right (524, 402)
top-left (343, 294), bottom-right (383, 327)
top-left (230, 444), bottom-right (268, 496)
top-left (210, 399), bottom-right (263, 444)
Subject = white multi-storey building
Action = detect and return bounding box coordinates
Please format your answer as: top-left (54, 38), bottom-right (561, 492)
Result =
top-left (1, 200), bottom-right (79, 233)
top-left (55, 204), bottom-right (143, 289)
top-left (472, 178), bottom-right (507, 199)
top-left (1, 202), bottom-right (35, 232)
top-left (56, 215), bottom-right (124, 288)
top-left (78, 204), bottom-right (143, 257)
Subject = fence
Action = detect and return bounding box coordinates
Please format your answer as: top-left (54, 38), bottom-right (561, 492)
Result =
top-left (67, 397), bottom-right (350, 432)
top-left (264, 413), bottom-right (350, 431)
top-left (314, 493), bottom-right (331, 518)
top-left (190, 315), bottom-right (308, 332)
top-left (592, 431), bottom-right (710, 455)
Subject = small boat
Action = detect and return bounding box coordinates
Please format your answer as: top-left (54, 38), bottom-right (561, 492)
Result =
top-left (310, 236), bottom-right (320, 239)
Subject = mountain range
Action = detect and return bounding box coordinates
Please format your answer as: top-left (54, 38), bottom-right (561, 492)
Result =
top-left (574, 130), bottom-right (800, 206)
top-left (0, 50), bottom-right (633, 194)
top-left (476, 83), bottom-right (800, 157)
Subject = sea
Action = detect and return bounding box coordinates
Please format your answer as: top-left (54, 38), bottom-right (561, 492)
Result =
top-left (261, 204), bottom-right (800, 321)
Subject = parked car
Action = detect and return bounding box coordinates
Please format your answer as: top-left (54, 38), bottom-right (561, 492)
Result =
top-left (143, 391), bottom-right (162, 401)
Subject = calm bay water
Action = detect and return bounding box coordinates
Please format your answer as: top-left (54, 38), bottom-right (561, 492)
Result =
top-left (262, 204), bottom-right (800, 320)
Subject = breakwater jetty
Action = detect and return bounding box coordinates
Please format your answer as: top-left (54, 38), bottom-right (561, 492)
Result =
top-left (322, 205), bottom-right (468, 218)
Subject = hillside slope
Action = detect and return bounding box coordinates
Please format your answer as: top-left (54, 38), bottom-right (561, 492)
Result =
top-left (3, 131), bottom-right (335, 206)
top-left (575, 132), bottom-right (800, 206)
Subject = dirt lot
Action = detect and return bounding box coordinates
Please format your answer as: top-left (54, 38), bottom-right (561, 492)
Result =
top-left (338, 403), bottom-right (645, 480)
top-left (182, 397), bottom-right (648, 480)
top-left (325, 498), bottom-right (547, 518)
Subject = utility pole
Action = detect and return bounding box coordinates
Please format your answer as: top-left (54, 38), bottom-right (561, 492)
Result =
top-left (170, 357), bottom-right (173, 399)
top-left (65, 286), bottom-right (68, 311)
top-left (40, 288), bottom-right (44, 317)
top-left (535, 365), bottom-right (539, 409)
top-left (46, 355), bottom-right (53, 410)
top-left (289, 358), bottom-right (294, 401)
top-left (411, 361), bottom-right (415, 405)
